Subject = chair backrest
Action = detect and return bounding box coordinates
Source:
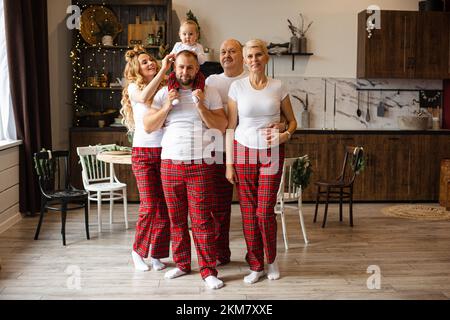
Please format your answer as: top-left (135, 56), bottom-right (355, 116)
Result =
top-left (34, 150), bottom-right (70, 195)
top-left (277, 157), bottom-right (302, 202)
top-left (337, 146), bottom-right (364, 185)
top-left (77, 144), bottom-right (116, 188)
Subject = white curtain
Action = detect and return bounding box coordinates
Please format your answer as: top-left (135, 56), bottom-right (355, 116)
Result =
top-left (0, 0), bottom-right (17, 141)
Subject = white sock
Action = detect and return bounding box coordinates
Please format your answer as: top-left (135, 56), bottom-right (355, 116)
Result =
top-left (267, 261), bottom-right (280, 280)
top-left (204, 276), bottom-right (224, 290)
top-left (131, 250), bottom-right (149, 271)
top-left (164, 267), bottom-right (187, 279)
top-left (150, 258), bottom-right (166, 271)
top-left (243, 270), bottom-right (265, 284)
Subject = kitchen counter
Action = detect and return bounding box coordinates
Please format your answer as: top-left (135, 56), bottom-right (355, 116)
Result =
top-left (70, 126), bottom-right (450, 135)
top-left (294, 128), bottom-right (450, 135)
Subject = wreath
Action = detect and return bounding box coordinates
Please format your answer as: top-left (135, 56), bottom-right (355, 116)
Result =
top-left (292, 155), bottom-right (313, 189)
top-left (351, 147), bottom-right (365, 174)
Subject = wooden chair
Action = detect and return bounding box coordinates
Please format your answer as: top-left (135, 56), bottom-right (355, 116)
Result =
top-left (77, 145), bottom-right (128, 232)
top-left (33, 150), bottom-right (90, 246)
top-left (313, 146), bottom-right (364, 228)
top-left (275, 157), bottom-right (309, 250)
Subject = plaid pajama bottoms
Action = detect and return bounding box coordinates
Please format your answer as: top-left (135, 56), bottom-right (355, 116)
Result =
top-left (161, 159), bottom-right (218, 279)
top-left (131, 147), bottom-right (170, 259)
top-left (233, 141), bottom-right (285, 272)
top-left (213, 152), bottom-right (234, 265)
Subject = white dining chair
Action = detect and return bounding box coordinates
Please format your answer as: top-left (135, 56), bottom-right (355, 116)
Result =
top-left (275, 157), bottom-right (309, 251)
top-left (77, 144), bottom-right (128, 232)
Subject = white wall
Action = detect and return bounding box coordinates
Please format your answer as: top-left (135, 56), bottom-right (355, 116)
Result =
top-left (172, 0), bottom-right (419, 77)
top-left (47, 0), bottom-right (72, 150)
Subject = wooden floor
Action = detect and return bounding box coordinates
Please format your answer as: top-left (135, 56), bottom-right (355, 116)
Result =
top-left (1, 202), bottom-right (450, 300)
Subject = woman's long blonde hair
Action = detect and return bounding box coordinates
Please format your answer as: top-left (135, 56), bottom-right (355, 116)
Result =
top-left (120, 45), bottom-right (162, 132)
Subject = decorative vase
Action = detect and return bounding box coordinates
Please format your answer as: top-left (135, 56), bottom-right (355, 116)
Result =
top-left (299, 37), bottom-right (307, 53)
top-left (300, 109), bottom-right (310, 128)
top-left (102, 35), bottom-right (113, 46)
top-left (289, 35), bottom-right (300, 53)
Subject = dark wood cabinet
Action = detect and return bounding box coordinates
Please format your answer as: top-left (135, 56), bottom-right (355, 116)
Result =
top-left (357, 10), bottom-right (450, 79)
top-left (72, 0), bottom-right (173, 127)
top-left (415, 12), bottom-right (450, 79)
top-left (69, 128), bottom-right (140, 202)
top-left (358, 11), bottom-right (416, 78)
top-left (287, 131), bottom-right (450, 202)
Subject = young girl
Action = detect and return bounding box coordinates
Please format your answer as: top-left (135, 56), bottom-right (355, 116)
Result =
top-left (120, 46), bottom-right (175, 271)
top-left (169, 20), bottom-right (206, 104)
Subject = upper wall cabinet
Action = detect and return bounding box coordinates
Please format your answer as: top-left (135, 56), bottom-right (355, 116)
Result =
top-left (357, 10), bottom-right (450, 79)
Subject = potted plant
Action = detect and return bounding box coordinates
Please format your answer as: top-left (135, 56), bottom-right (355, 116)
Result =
top-left (95, 20), bottom-right (116, 46)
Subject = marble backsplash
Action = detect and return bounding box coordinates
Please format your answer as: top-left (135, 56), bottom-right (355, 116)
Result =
top-left (281, 77), bottom-right (443, 129)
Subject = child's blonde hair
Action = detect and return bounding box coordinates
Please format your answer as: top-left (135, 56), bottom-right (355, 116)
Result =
top-left (120, 45), bottom-right (162, 132)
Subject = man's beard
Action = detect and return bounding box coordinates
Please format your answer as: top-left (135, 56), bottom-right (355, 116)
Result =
top-left (177, 75), bottom-right (194, 86)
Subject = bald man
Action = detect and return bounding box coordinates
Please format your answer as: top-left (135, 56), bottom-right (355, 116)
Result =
top-left (206, 39), bottom-right (247, 266)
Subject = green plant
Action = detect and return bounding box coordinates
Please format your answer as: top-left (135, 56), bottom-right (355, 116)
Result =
top-left (292, 155), bottom-right (313, 189)
top-left (186, 10), bottom-right (201, 40)
top-left (351, 147), bottom-right (365, 174)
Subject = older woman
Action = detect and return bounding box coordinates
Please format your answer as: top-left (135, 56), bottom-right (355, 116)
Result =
top-left (225, 39), bottom-right (297, 284)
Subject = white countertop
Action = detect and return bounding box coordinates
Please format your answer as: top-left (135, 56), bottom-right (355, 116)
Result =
top-left (0, 140), bottom-right (22, 151)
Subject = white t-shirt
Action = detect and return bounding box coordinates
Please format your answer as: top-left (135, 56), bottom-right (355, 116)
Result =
top-left (205, 70), bottom-right (247, 152)
top-left (128, 83), bottom-right (163, 148)
top-left (170, 42), bottom-right (206, 65)
top-left (205, 71), bottom-right (248, 113)
top-left (152, 86), bottom-right (223, 160)
top-left (228, 77), bottom-right (288, 149)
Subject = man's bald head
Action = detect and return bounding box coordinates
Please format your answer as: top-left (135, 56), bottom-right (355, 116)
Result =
top-left (219, 39), bottom-right (244, 77)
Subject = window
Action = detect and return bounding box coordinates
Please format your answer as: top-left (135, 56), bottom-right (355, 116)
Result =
top-left (0, 0), bottom-right (17, 141)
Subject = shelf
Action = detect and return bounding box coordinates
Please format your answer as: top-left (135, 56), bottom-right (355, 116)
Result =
top-left (83, 45), bottom-right (160, 50)
top-left (268, 52), bottom-right (313, 75)
top-left (268, 52), bottom-right (313, 56)
top-left (79, 87), bottom-right (123, 91)
top-left (356, 88), bottom-right (443, 92)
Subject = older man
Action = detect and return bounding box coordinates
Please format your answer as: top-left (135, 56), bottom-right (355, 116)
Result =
top-left (205, 39), bottom-right (247, 266)
top-left (144, 50), bottom-right (228, 289)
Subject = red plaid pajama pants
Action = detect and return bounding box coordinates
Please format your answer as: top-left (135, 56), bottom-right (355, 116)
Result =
top-left (213, 152), bottom-right (234, 264)
top-left (233, 141), bottom-right (285, 272)
top-left (131, 147), bottom-right (170, 259)
top-left (161, 159), bottom-right (218, 279)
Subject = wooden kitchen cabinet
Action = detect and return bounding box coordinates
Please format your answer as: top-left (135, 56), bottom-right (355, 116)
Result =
top-left (286, 130), bottom-right (450, 202)
top-left (414, 12), bottom-right (450, 79)
top-left (358, 11), bottom-right (416, 78)
top-left (69, 128), bottom-right (140, 202)
top-left (357, 10), bottom-right (450, 79)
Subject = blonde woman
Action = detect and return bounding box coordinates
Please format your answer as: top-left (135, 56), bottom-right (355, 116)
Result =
top-left (120, 46), bottom-right (175, 271)
top-left (225, 39), bottom-right (297, 284)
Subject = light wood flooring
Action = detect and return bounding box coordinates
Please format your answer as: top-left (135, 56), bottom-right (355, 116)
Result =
top-left (1, 202), bottom-right (450, 300)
